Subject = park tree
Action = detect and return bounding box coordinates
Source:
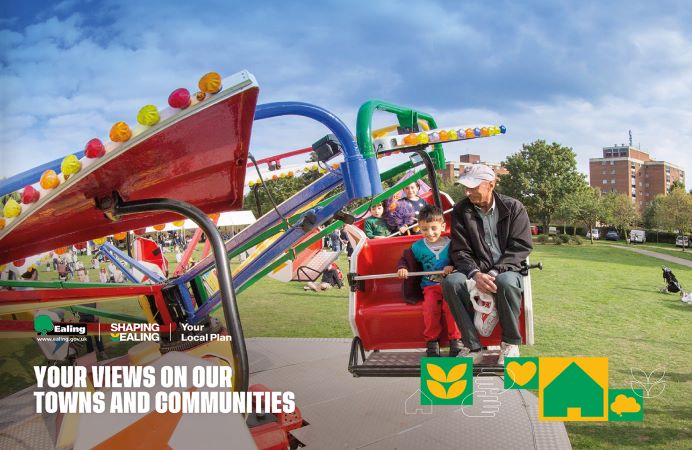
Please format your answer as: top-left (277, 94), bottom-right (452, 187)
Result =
top-left (653, 187), bottom-right (692, 251)
top-left (497, 140), bottom-right (585, 234)
top-left (668, 179), bottom-right (685, 193)
top-left (603, 193), bottom-right (640, 244)
top-left (243, 168), bottom-right (324, 218)
top-left (554, 189), bottom-right (582, 234)
top-left (642, 196), bottom-right (664, 229)
top-left (573, 186), bottom-right (606, 244)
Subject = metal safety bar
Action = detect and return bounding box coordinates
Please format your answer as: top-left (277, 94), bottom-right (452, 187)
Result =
top-left (107, 195), bottom-right (249, 392)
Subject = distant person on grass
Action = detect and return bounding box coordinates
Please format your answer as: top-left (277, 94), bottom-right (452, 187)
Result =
top-left (304, 263), bottom-right (344, 292)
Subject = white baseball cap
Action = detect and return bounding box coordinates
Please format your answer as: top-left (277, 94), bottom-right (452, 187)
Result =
top-left (458, 164), bottom-right (496, 188)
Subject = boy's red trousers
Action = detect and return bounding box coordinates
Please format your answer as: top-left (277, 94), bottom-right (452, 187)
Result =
top-left (422, 284), bottom-right (461, 342)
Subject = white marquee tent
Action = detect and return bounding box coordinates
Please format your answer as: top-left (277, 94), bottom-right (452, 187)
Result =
top-left (145, 210), bottom-right (256, 232)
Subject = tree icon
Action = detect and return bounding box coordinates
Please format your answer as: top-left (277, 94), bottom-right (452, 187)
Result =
top-left (34, 315), bottom-right (54, 335)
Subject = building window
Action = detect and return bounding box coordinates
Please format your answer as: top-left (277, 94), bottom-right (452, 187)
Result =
top-left (610, 161), bottom-right (615, 165)
top-left (612, 169), bottom-right (616, 174)
top-left (602, 161), bottom-right (606, 166)
top-left (611, 179), bottom-right (616, 184)
top-left (603, 179), bottom-right (608, 184)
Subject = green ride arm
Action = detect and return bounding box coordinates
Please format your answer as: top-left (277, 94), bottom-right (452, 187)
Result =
top-left (356, 99), bottom-right (444, 169)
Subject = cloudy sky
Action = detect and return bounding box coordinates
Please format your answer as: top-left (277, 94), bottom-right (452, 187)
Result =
top-left (1, 0), bottom-right (690, 188)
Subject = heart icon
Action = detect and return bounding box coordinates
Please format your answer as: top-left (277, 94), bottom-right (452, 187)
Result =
top-left (506, 361), bottom-right (536, 386)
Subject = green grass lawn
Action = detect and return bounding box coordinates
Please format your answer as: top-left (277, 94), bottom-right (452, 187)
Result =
top-left (525, 244), bottom-right (691, 449)
top-left (599, 241), bottom-right (692, 263)
top-left (2, 246), bottom-right (690, 448)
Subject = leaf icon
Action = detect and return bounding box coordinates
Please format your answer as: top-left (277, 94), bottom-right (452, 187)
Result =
top-left (648, 367), bottom-right (666, 384)
top-left (645, 381), bottom-right (666, 399)
top-left (629, 381), bottom-right (647, 397)
top-left (446, 380), bottom-right (467, 399)
top-left (427, 380), bottom-right (448, 399)
top-left (630, 368), bottom-right (649, 383)
top-left (427, 363), bottom-right (448, 383)
top-left (446, 364), bottom-right (467, 383)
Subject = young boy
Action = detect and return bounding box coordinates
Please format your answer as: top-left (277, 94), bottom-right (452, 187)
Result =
top-left (397, 205), bottom-right (462, 357)
top-left (364, 202), bottom-right (391, 239)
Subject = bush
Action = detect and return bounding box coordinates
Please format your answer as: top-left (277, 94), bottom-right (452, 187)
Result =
top-left (571, 235), bottom-right (583, 245)
top-left (557, 234), bottom-right (571, 244)
top-left (536, 234), bottom-right (550, 245)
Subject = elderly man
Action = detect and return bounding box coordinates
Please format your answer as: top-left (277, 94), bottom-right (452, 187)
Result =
top-left (442, 164), bottom-right (533, 364)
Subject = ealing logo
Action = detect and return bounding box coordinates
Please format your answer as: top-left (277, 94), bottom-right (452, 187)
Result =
top-left (34, 315), bottom-right (87, 336)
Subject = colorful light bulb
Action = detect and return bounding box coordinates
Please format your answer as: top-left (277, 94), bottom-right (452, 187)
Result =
top-left (417, 132), bottom-right (429, 144)
top-left (198, 72), bottom-right (222, 94)
top-left (22, 185), bottom-right (39, 204)
top-left (429, 132), bottom-right (440, 143)
top-left (4, 198), bottom-right (21, 218)
top-left (61, 154), bottom-right (82, 179)
top-left (93, 237), bottom-right (107, 245)
top-left (465, 128), bottom-right (474, 139)
top-left (439, 130), bottom-right (449, 141)
top-left (500, 125), bottom-right (507, 134)
top-left (403, 133), bottom-right (418, 145)
top-left (137, 105), bottom-right (160, 126)
top-left (110, 122), bottom-right (132, 142)
top-left (85, 138), bottom-right (106, 158)
top-left (474, 128), bottom-right (481, 137)
top-left (448, 129), bottom-right (458, 140)
top-left (168, 88), bottom-right (191, 109)
top-left (153, 224), bottom-right (166, 231)
top-left (40, 170), bottom-right (60, 189)
top-left (481, 127), bottom-right (489, 137)
top-left (0, 218), bottom-right (5, 230)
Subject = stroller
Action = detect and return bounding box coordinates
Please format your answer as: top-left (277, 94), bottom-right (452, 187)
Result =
top-left (661, 267), bottom-right (692, 304)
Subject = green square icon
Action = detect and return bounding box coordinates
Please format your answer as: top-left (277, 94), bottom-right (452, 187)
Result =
top-left (609, 389), bottom-right (644, 421)
top-left (504, 357), bottom-right (539, 389)
top-left (420, 357), bottom-right (473, 405)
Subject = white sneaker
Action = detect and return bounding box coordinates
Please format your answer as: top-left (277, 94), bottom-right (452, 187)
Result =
top-left (457, 346), bottom-right (484, 364)
top-left (498, 342), bottom-right (520, 365)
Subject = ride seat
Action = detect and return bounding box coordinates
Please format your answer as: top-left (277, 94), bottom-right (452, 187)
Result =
top-left (352, 234), bottom-right (526, 351)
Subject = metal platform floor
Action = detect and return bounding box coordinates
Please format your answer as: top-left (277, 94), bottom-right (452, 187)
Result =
top-left (248, 337), bottom-right (571, 450)
top-left (0, 338), bottom-right (571, 449)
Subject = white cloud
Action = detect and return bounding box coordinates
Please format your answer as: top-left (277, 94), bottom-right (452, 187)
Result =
top-left (1, 0), bottom-right (690, 193)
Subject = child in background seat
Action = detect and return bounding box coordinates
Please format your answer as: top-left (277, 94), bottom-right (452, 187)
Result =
top-left (397, 205), bottom-right (462, 357)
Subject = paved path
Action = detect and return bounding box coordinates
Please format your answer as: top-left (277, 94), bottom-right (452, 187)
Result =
top-left (608, 245), bottom-right (692, 268)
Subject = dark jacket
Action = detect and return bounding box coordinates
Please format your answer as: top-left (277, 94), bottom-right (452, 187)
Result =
top-left (321, 267), bottom-right (344, 288)
top-left (449, 191), bottom-right (533, 277)
top-left (397, 249), bottom-right (423, 304)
